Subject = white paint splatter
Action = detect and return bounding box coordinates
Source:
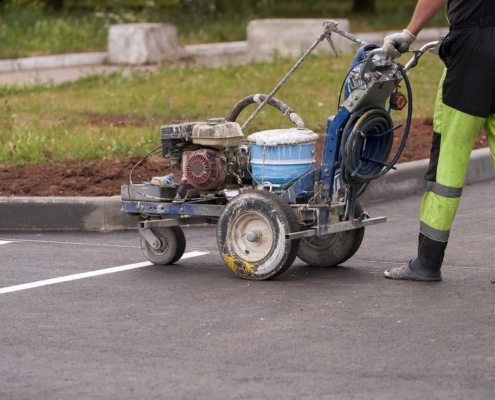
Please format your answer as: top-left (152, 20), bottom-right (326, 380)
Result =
top-left (247, 128), bottom-right (318, 147)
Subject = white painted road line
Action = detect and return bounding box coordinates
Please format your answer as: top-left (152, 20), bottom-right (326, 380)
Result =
top-left (0, 238), bottom-right (139, 248)
top-left (0, 251), bottom-right (209, 295)
top-left (0, 241), bottom-right (12, 245)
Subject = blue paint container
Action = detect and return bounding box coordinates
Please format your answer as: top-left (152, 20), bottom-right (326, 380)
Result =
top-left (247, 128), bottom-right (319, 187)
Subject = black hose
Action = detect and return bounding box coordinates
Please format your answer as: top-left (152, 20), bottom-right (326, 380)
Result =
top-left (339, 67), bottom-right (413, 187)
top-left (340, 107), bottom-right (393, 186)
top-left (226, 94), bottom-right (299, 125)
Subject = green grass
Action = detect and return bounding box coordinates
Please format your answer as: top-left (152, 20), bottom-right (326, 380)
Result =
top-left (0, 52), bottom-right (444, 167)
top-left (0, 0), bottom-right (448, 59)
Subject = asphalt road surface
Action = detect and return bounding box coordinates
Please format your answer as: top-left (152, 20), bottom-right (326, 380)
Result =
top-left (1, 180), bottom-right (494, 399)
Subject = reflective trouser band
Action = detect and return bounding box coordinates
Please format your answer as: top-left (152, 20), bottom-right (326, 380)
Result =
top-left (420, 221), bottom-right (450, 242)
top-left (425, 181), bottom-right (463, 198)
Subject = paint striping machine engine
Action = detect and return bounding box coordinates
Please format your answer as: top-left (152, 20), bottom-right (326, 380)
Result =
top-left (121, 21), bottom-right (443, 280)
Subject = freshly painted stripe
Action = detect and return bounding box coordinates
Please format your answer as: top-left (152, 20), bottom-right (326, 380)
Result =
top-left (425, 181), bottom-right (463, 198)
top-left (0, 238), bottom-right (139, 248)
top-left (0, 241), bottom-right (12, 245)
top-left (0, 251), bottom-right (209, 295)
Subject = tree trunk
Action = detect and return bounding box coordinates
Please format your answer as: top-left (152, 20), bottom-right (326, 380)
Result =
top-left (353, 0), bottom-right (376, 14)
top-left (45, 0), bottom-right (64, 11)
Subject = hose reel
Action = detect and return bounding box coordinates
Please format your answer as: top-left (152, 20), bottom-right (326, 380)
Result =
top-left (340, 67), bottom-right (413, 188)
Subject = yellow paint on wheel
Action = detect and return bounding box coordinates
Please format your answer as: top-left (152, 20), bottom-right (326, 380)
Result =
top-left (221, 253), bottom-right (256, 277)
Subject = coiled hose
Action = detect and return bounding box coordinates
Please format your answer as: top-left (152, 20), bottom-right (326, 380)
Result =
top-left (340, 67), bottom-right (413, 187)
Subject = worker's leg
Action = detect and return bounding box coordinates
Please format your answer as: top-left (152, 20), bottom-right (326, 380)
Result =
top-left (385, 70), bottom-right (485, 280)
top-left (386, 23), bottom-right (495, 281)
top-left (414, 103), bottom-right (485, 276)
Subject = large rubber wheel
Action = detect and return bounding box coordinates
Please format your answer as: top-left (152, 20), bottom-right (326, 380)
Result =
top-left (297, 199), bottom-right (365, 268)
top-left (217, 190), bottom-right (300, 280)
top-left (141, 226), bottom-right (186, 265)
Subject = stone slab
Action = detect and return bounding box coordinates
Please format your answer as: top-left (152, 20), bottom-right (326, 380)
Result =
top-left (247, 19), bottom-right (351, 62)
top-left (108, 23), bottom-right (178, 65)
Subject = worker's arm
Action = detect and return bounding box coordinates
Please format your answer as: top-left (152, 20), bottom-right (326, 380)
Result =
top-left (407, 0), bottom-right (446, 36)
top-left (383, 0), bottom-right (446, 58)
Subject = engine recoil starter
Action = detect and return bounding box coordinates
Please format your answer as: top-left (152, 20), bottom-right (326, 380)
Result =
top-left (185, 149), bottom-right (227, 190)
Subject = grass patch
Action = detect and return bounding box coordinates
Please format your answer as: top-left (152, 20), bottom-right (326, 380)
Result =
top-left (0, 52), bottom-right (444, 167)
top-left (0, 0), bottom-right (448, 59)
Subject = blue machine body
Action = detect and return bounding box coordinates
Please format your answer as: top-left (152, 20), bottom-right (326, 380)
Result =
top-left (122, 43), bottom-right (407, 238)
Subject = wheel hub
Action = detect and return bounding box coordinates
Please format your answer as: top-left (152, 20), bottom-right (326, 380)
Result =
top-left (246, 230), bottom-right (262, 242)
top-left (229, 212), bottom-right (273, 263)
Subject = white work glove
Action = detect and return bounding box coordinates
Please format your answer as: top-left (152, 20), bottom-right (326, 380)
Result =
top-left (382, 29), bottom-right (416, 58)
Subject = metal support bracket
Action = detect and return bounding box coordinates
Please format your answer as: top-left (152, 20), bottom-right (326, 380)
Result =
top-left (139, 228), bottom-right (161, 250)
top-left (286, 216), bottom-right (387, 240)
top-left (139, 217), bottom-right (216, 229)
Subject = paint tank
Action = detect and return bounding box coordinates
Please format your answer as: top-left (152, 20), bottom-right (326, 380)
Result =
top-left (247, 128), bottom-right (319, 187)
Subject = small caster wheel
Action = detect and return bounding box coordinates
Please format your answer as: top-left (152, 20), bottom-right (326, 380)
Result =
top-left (141, 226), bottom-right (186, 265)
top-left (217, 190), bottom-right (300, 280)
top-left (297, 199), bottom-right (364, 267)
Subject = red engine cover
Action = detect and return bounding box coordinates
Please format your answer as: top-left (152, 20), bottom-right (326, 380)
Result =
top-left (185, 149), bottom-right (227, 190)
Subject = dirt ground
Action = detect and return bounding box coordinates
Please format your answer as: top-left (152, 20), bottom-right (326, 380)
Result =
top-left (0, 117), bottom-right (488, 197)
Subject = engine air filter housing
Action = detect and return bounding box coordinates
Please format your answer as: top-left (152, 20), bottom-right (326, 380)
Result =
top-left (192, 118), bottom-right (244, 149)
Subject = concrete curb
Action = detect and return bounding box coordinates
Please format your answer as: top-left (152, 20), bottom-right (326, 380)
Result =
top-left (0, 196), bottom-right (137, 231)
top-left (0, 27), bottom-right (447, 74)
top-left (179, 41), bottom-right (248, 58)
top-left (360, 148), bottom-right (494, 204)
top-left (0, 42), bottom-right (249, 74)
top-left (0, 52), bottom-right (108, 73)
top-left (0, 148), bottom-right (492, 231)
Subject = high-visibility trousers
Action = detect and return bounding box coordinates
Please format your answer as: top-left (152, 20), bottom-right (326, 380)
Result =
top-left (417, 18), bottom-right (495, 270)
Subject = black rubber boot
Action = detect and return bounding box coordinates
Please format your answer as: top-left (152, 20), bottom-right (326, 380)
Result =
top-left (384, 261), bottom-right (442, 281)
top-left (384, 233), bottom-right (446, 281)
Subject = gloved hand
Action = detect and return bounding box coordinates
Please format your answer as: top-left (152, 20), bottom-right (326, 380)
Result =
top-left (382, 29), bottom-right (416, 58)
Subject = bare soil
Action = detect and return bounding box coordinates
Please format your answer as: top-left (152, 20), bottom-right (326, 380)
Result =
top-left (0, 117), bottom-right (488, 197)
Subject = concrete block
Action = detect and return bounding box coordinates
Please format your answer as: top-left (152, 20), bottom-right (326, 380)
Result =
top-left (108, 23), bottom-right (178, 65)
top-left (247, 19), bottom-right (351, 62)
